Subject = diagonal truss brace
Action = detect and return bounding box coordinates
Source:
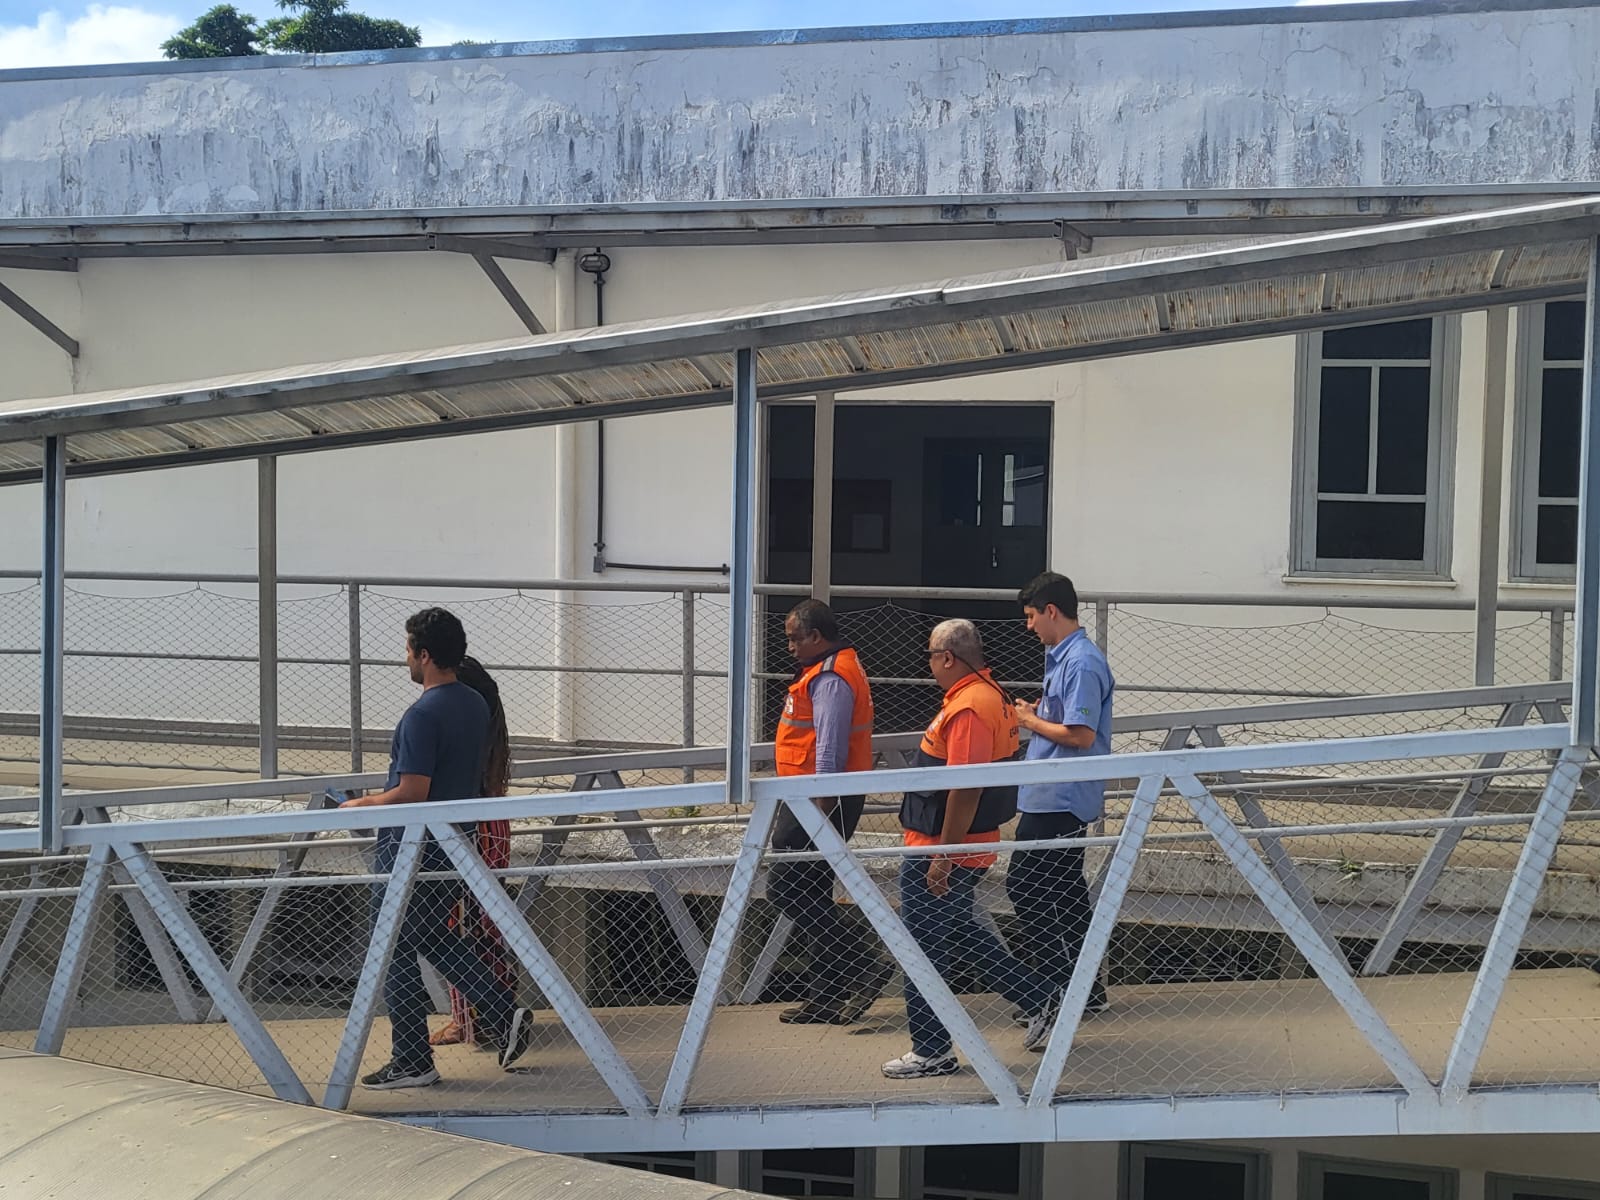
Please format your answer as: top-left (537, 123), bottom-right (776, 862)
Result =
top-left (1169, 771), bottom-right (1436, 1100)
top-left (324, 825), bottom-right (424, 1110)
top-left (783, 794), bottom-right (1026, 1110)
top-left (0, 279), bottom-right (78, 356)
top-left (114, 840), bottom-right (312, 1103)
top-left (1361, 700), bottom-right (1538, 977)
top-left (1440, 745), bottom-right (1587, 1097)
top-left (1028, 773), bottom-right (1165, 1107)
top-left (430, 820), bottom-right (651, 1116)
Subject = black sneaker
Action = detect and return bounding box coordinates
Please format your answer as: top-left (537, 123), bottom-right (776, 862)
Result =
top-left (498, 1007), bottom-right (535, 1069)
top-left (779, 1000), bottom-right (851, 1025)
top-left (360, 1061), bottom-right (440, 1090)
top-left (1013, 987), bottom-right (1109, 1026)
top-left (838, 957), bottom-right (896, 1023)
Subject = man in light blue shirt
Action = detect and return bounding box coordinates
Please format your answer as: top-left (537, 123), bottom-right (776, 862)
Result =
top-left (1010, 572), bottom-right (1115, 1018)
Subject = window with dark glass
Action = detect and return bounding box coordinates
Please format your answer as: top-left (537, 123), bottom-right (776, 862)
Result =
top-left (749, 1148), bottom-right (869, 1198)
top-left (1122, 1143), bottom-right (1266, 1200)
top-left (586, 1151), bottom-right (708, 1180)
top-left (1514, 301), bottom-right (1585, 578)
top-left (1296, 318), bottom-right (1451, 573)
top-left (1485, 1171), bottom-right (1600, 1200)
top-left (908, 1144), bottom-right (1040, 1200)
top-left (1299, 1155), bottom-right (1457, 1200)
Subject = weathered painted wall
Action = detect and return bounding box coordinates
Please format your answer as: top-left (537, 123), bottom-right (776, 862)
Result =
top-left (1, 1), bottom-right (1597, 219)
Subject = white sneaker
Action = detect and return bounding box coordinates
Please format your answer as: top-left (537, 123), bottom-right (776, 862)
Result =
top-left (881, 1050), bottom-right (959, 1079)
top-left (1022, 1007), bottom-right (1057, 1053)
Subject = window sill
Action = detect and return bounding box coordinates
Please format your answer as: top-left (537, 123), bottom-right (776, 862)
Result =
top-left (1281, 574), bottom-right (1458, 588)
top-left (1503, 579), bottom-right (1576, 591)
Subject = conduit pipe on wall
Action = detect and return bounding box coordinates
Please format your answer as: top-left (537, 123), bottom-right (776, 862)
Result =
top-left (580, 247), bottom-right (728, 576)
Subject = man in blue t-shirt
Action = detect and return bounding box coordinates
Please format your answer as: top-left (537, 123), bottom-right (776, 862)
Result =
top-left (341, 607), bottom-right (531, 1089)
top-left (1010, 572), bottom-right (1116, 1023)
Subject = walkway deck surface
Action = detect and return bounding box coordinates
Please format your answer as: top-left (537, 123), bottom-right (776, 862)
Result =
top-left (9, 968), bottom-right (1597, 1116)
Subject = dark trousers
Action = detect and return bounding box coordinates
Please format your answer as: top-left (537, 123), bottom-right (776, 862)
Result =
top-left (373, 828), bottom-right (517, 1071)
top-left (767, 797), bottom-right (874, 1009)
top-left (1004, 811), bottom-right (1097, 997)
top-left (899, 856), bottom-right (1050, 1058)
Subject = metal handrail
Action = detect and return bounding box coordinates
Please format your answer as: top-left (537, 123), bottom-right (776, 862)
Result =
top-left (0, 568), bottom-right (1579, 610)
top-left (0, 680), bottom-right (1568, 817)
top-left (0, 719), bottom-right (1567, 855)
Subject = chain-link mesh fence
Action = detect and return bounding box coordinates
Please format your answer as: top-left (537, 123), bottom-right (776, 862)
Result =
top-left (2, 738), bottom-right (1596, 1117)
top-left (0, 575), bottom-right (1575, 788)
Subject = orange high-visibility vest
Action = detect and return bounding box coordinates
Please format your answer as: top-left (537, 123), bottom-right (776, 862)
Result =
top-left (899, 668), bottom-right (1021, 836)
top-left (774, 647), bottom-right (875, 777)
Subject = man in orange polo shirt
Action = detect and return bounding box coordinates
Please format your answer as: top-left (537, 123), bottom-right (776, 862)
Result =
top-left (882, 618), bottom-right (1055, 1080)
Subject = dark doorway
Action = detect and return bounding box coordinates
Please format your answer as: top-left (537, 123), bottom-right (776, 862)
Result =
top-left (763, 403), bottom-right (1052, 735)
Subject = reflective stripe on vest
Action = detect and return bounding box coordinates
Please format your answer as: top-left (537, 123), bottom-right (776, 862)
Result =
top-left (773, 647), bottom-right (876, 777)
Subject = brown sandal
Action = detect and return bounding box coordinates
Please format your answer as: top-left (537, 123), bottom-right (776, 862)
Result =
top-left (428, 1020), bottom-right (468, 1046)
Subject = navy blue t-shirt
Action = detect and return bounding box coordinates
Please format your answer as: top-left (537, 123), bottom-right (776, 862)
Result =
top-left (385, 681), bottom-right (491, 801)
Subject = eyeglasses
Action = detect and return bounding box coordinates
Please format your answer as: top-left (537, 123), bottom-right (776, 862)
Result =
top-left (926, 647), bottom-right (949, 658)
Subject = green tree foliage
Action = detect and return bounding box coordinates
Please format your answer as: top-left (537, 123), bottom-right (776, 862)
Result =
top-left (260, 0), bottom-right (421, 53)
top-left (161, 0), bottom-right (421, 60)
top-left (161, 4), bottom-right (263, 58)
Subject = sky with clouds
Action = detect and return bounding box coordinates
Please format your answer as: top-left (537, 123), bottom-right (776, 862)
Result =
top-left (0, 0), bottom-right (1389, 71)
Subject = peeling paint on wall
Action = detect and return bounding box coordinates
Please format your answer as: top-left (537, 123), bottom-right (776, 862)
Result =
top-left (0, 5), bottom-right (1597, 219)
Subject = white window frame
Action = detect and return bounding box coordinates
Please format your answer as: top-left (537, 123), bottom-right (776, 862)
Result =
top-left (903, 1143), bottom-right (1044, 1200)
top-left (585, 1150), bottom-right (715, 1181)
top-left (1290, 316), bottom-right (1461, 579)
top-left (1486, 1172), bottom-right (1600, 1200)
top-left (1299, 1153), bottom-right (1458, 1200)
top-left (741, 1148), bottom-right (874, 1197)
top-left (1511, 301), bottom-right (1584, 581)
top-left (1120, 1141), bottom-right (1268, 1200)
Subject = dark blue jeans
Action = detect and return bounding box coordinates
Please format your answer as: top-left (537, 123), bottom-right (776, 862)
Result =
top-left (372, 826), bottom-right (517, 1071)
top-left (898, 855), bottom-right (1050, 1058)
top-left (1004, 811), bottom-right (1096, 996)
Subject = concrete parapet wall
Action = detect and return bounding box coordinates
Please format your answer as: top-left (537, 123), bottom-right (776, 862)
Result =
top-left (0, 1), bottom-right (1597, 219)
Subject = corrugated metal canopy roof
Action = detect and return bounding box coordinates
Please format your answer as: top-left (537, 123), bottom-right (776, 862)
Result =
top-left (1, 196), bottom-right (1596, 485)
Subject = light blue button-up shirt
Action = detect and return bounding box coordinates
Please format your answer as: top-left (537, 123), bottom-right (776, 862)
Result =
top-left (1019, 628), bottom-right (1115, 820)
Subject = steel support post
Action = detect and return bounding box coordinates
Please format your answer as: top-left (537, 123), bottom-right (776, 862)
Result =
top-left (681, 588), bottom-right (697, 782)
top-left (1551, 608), bottom-right (1567, 681)
top-left (39, 435), bottom-right (65, 853)
top-left (1571, 237), bottom-right (1600, 747)
top-left (1475, 306), bottom-right (1510, 686)
top-left (727, 347), bottom-right (758, 806)
top-left (810, 392), bottom-right (835, 602)
top-left (347, 582), bottom-right (363, 771)
top-left (258, 456), bottom-right (279, 778)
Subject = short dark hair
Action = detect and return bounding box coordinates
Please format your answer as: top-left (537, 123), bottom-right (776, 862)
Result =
top-left (405, 607), bottom-right (468, 669)
top-left (1018, 572), bottom-right (1079, 620)
top-left (787, 598), bottom-right (840, 642)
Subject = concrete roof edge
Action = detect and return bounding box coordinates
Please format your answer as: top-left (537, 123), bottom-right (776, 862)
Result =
top-left (0, 0), bottom-right (1583, 85)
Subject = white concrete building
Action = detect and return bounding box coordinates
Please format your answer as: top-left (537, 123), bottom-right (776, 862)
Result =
top-left (2, 3), bottom-right (1600, 1197)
